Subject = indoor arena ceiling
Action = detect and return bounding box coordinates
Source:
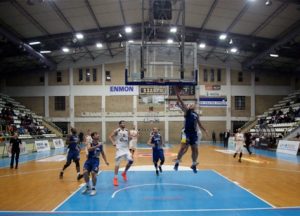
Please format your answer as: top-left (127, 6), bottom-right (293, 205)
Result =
top-left (0, 0), bottom-right (299, 74)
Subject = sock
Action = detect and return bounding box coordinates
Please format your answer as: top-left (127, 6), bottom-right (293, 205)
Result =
top-left (175, 159), bottom-right (180, 164)
top-left (192, 161), bottom-right (198, 166)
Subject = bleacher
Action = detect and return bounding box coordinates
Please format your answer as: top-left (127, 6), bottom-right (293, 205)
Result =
top-left (0, 93), bottom-right (57, 138)
top-left (249, 90), bottom-right (300, 149)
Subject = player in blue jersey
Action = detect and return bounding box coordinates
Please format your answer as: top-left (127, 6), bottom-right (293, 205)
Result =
top-left (147, 127), bottom-right (165, 176)
top-left (59, 128), bottom-right (83, 180)
top-left (174, 86), bottom-right (208, 173)
top-left (81, 132), bottom-right (109, 196)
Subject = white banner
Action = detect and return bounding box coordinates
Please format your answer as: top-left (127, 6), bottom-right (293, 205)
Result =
top-left (52, 139), bottom-right (65, 149)
top-left (35, 140), bottom-right (50, 152)
top-left (5, 141), bottom-right (27, 157)
top-left (276, 140), bottom-right (299, 155)
top-left (106, 85), bottom-right (139, 95)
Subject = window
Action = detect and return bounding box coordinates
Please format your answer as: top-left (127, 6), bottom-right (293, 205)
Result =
top-left (238, 71), bottom-right (243, 82)
top-left (217, 69), bottom-right (221, 82)
top-left (92, 68), bottom-right (97, 81)
top-left (210, 69), bottom-right (215, 82)
top-left (79, 68), bottom-right (83, 81)
top-left (39, 76), bottom-right (44, 83)
top-left (56, 71), bottom-right (62, 82)
top-left (105, 71), bottom-right (111, 81)
top-left (55, 96), bottom-right (66, 111)
top-left (235, 96), bottom-right (245, 110)
top-left (86, 69), bottom-right (90, 82)
top-left (203, 69), bottom-right (208, 82)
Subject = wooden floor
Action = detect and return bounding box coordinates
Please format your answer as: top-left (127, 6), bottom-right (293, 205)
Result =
top-left (0, 144), bottom-right (299, 211)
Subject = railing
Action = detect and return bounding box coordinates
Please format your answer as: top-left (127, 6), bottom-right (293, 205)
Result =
top-left (41, 119), bottom-right (63, 137)
top-left (241, 118), bottom-right (258, 133)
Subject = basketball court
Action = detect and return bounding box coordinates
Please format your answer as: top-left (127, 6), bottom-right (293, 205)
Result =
top-left (0, 0), bottom-right (300, 215)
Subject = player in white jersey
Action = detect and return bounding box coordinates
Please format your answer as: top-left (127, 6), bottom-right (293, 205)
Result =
top-left (109, 120), bottom-right (133, 186)
top-left (233, 128), bottom-right (244, 162)
top-left (129, 126), bottom-right (139, 156)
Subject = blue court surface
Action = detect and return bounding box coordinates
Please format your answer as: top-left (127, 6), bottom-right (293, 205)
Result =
top-left (0, 148), bottom-right (66, 168)
top-left (1, 170), bottom-right (299, 216)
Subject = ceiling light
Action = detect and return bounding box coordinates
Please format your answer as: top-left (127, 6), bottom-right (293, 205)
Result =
top-left (230, 47), bottom-right (238, 53)
top-left (270, 53), bottom-right (279, 58)
top-left (29, 41), bottom-right (41, 45)
top-left (199, 43), bottom-right (206, 49)
top-left (96, 43), bottom-right (103, 48)
top-left (40, 50), bottom-right (51, 54)
top-left (170, 27), bottom-right (177, 33)
top-left (229, 39), bottom-right (233, 44)
top-left (75, 33), bottom-right (84, 39)
top-left (167, 39), bottom-right (173, 44)
top-left (128, 40), bottom-right (134, 43)
top-left (125, 26), bottom-right (132, 33)
top-left (219, 34), bottom-right (227, 40)
top-left (118, 33), bottom-right (123, 38)
top-left (265, 0), bottom-right (272, 6)
top-left (62, 47), bottom-right (70, 53)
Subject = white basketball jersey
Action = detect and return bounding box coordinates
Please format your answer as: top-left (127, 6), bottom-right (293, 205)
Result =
top-left (114, 128), bottom-right (129, 149)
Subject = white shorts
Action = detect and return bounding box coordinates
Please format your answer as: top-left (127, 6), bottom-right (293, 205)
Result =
top-left (129, 140), bottom-right (137, 150)
top-left (235, 142), bottom-right (244, 153)
top-left (115, 149), bottom-right (133, 166)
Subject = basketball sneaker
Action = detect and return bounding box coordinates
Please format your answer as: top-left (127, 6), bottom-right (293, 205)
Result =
top-left (121, 172), bottom-right (127, 181)
top-left (113, 177), bottom-right (118, 186)
top-left (174, 163), bottom-right (179, 171)
top-left (159, 166), bottom-right (162, 173)
top-left (156, 170), bottom-right (159, 176)
top-left (90, 189), bottom-right (96, 196)
top-left (59, 171), bottom-right (63, 179)
top-left (190, 165), bottom-right (197, 173)
top-left (190, 162), bottom-right (199, 173)
top-left (81, 186), bottom-right (90, 194)
top-left (77, 174), bottom-right (83, 181)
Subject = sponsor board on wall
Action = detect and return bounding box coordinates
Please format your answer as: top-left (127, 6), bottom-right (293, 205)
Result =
top-left (139, 86), bottom-right (167, 95)
top-left (107, 85), bottom-right (139, 95)
top-left (169, 86), bottom-right (195, 96)
top-left (35, 140), bottom-right (50, 152)
top-left (52, 139), bottom-right (65, 149)
top-left (276, 140), bottom-right (299, 155)
top-left (205, 85), bottom-right (221, 91)
top-left (5, 141), bottom-right (27, 157)
top-left (199, 97), bottom-right (227, 107)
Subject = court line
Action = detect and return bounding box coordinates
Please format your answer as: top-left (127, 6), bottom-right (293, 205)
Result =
top-left (52, 171), bottom-right (103, 212)
top-left (185, 162), bottom-right (300, 174)
top-left (0, 168), bottom-right (61, 178)
top-left (111, 183), bottom-right (213, 198)
top-left (211, 169), bottom-right (275, 208)
top-left (1, 206), bottom-right (300, 214)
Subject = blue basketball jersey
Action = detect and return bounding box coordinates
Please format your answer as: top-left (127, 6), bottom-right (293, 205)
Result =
top-left (184, 110), bottom-right (199, 133)
top-left (87, 142), bottom-right (103, 159)
top-left (68, 135), bottom-right (79, 151)
top-left (151, 133), bottom-right (163, 151)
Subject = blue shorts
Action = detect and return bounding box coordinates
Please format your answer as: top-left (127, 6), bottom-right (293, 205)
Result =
top-left (152, 149), bottom-right (164, 163)
top-left (67, 151), bottom-right (80, 162)
top-left (84, 158), bottom-right (99, 173)
top-left (186, 133), bottom-right (198, 145)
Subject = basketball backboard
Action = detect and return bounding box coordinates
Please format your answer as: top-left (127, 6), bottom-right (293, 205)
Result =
top-left (125, 42), bottom-right (198, 86)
